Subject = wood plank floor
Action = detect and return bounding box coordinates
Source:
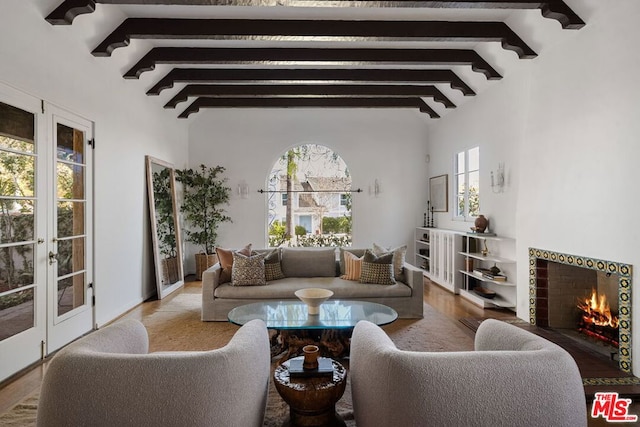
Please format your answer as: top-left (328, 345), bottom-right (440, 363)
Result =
top-left (1, 278), bottom-right (638, 425)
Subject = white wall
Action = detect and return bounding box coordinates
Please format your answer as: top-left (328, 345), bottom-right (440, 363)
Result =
top-left (0, 1), bottom-right (189, 326)
top-left (186, 108), bottom-right (429, 272)
top-left (426, 1), bottom-right (640, 374)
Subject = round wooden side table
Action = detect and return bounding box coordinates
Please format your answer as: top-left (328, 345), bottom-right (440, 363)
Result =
top-left (274, 356), bottom-right (347, 427)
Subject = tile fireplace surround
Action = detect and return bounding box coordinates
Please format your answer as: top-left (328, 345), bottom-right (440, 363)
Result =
top-left (529, 248), bottom-right (633, 373)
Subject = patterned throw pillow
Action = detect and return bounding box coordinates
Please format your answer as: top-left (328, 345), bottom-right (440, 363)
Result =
top-left (216, 244), bottom-right (252, 284)
top-left (231, 251), bottom-right (266, 286)
top-left (264, 249), bottom-right (285, 281)
top-left (373, 243), bottom-right (407, 281)
top-left (340, 250), bottom-right (363, 281)
top-left (360, 249), bottom-right (396, 285)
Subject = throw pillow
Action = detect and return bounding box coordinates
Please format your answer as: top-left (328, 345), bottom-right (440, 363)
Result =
top-left (264, 249), bottom-right (285, 281)
top-left (231, 251), bottom-right (267, 286)
top-left (340, 251), bottom-right (363, 281)
top-left (360, 249), bottom-right (396, 285)
top-left (339, 248), bottom-right (367, 276)
top-left (373, 243), bottom-right (407, 282)
top-left (216, 243), bottom-right (252, 284)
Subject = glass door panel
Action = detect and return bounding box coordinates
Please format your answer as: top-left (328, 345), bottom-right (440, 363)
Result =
top-left (0, 102), bottom-right (37, 342)
top-left (54, 122), bottom-right (87, 321)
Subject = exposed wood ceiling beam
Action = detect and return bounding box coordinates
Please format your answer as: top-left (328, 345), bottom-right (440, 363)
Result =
top-left (147, 68), bottom-right (476, 96)
top-left (178, 96), bottom-right (440, 118)
top-left (46, 0), bottom-right (585, 29)
top-left (91, 18), bottom-right (537, 59)
top-left (124, 47), bottom-right (502, 79)
top-left (164, 83), bottom-right (456, 108)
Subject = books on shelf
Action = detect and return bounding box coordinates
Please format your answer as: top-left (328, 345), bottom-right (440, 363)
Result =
top-left (473, 268), bottom-right (507, 281)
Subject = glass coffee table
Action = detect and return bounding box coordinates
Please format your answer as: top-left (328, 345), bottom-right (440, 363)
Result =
top-left (228, 300), bottom-right (398, 358)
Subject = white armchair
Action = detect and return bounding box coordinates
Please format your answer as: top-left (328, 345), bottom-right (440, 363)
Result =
top-left (350, 319), bottom-right (587, 427)
top-left (36, 318), bottom-right (270, 427)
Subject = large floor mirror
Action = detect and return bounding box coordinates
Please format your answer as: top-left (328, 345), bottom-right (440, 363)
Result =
top-left (146, 156), bottom-right (184, 299)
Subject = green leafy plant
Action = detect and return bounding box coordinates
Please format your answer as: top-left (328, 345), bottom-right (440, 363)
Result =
top-left (175, 165), bottom-right (232, 255)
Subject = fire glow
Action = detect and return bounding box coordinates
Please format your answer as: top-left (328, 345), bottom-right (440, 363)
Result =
top-left (578, 289), bottom-right (619, 329)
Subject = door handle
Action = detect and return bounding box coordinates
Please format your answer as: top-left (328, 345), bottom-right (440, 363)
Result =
top-left (49, 251), bottom-right (58, 265)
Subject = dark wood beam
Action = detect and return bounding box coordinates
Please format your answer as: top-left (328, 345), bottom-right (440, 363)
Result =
top-left (46, 1), bottom-right (585, 29)
top-left (178, 96), bottom-right (440, 118)
top-left (125, 47), bottom-right (502, 80)
top-left (92, 18), bottom-right (537, 58)
top-left (164, 84), bottom-right (456, 109)
top-left (147, 68), bottom-right (476, 96)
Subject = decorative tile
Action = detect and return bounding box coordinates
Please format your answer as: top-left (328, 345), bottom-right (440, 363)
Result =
top-left (583, 377), bottom-right (640, 386)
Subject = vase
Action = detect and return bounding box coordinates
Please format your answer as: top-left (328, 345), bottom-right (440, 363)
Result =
top-left (302, 345), bottom-right (319, 370)
top-left (474, 215), bottom-right (488, 233)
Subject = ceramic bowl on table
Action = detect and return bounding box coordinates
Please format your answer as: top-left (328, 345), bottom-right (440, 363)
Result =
top-left (295, 288), bottom-right (334, 315)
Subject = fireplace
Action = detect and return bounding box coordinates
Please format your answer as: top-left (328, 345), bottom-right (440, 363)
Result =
top-left (529, 248), bottom-right (633, 373)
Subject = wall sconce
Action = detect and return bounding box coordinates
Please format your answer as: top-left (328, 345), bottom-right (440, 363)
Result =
top-left (238, 180), bottom-right (249, 199)
top-left (369, 179), bottom-right (381, 197)
top-left (491, 162), bottom-right (505, 193)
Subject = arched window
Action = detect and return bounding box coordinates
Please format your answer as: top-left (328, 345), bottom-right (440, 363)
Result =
top-left (267, 144), bottom-right (352, 247)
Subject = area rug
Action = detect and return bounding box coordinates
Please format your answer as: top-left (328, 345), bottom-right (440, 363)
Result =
top-left (0, 290), bottom-right (474, 426)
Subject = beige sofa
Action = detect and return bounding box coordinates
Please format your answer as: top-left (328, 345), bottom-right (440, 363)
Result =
top-left (202, 247), bottom-right (424, 321)
top-left (350, 319), bottom-right (587, 427)
top-left (37, 318), bottom-right (271, 427)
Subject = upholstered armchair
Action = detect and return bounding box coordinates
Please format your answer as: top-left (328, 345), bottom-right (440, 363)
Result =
top-left (351, 319), bottom-right (587, 427)
top-left (37, 318), bottom-right (270, 427)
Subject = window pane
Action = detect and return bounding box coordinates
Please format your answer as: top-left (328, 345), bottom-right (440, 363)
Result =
top-left (469, 146), bottom-right (480, 171)
top-left (469, 170), bottom-right (480, 217)
top-left (456, 151), bottom-right (465, 173)
top-left (0, 102), bottom-right (34, 145)
top-left (57, 237), bottom-right (85, 277)
top-left (57, 273), bottom-right (85, 316)
top-left (456, 195), bottom-right (465, 217)
top-left (0, 151), bottom-right (35, 197)
top-left (57, 162), bottom-right (84, 200)
top-left (0, 136), bottom-right (34, 154)
top-left (57, 201), bottom-right (84, 238)
top-left (0, 288), bottom-right (34, 341)
top-left (0, 244), bottom-right (35, 290)
top-left (0, 199), bottom-right (34, 244)
top-left (57, 123), bottom-right (84, 164)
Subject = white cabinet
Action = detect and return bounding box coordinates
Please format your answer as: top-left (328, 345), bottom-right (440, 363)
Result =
top-left (414, 228), bottom-right (462, 294)
top-left (459, 234), bottom-right (516, 310)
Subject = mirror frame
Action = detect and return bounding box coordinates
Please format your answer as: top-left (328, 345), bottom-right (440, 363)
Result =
top-left (146, 155), bottom-right (184, 299)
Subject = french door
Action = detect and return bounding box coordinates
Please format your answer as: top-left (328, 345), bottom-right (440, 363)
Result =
top-left (0, 84), bottom-right (94, 382)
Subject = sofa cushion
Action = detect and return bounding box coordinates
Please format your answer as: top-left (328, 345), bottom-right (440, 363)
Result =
top-left (360, 250), bottom-right (396, 285)
top-left (214, 277), bottom-right (411, 299)
top-left (264, 249), bottom-right (285, 281)
top-left (217, 243), bottom-right (252, 284)
top-left (373, 243), bottom-right (407, 282)
top-left (340, 251), bottom-right (362, 281)
top-left (339, 248), bottom-right (367, 276)
top-left (281, 247), bottom-right (337, 277)
top-left (231, 251), bottom-right (266, 286)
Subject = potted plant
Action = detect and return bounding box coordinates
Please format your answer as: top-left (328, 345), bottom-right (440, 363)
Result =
top-left (176, 164), bottom-right (232, 279)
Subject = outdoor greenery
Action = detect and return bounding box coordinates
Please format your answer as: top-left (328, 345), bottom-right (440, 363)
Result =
top-left (267, 144), bottom-right (352, 248)
top-left (176, 164), bottom-right (232, 255)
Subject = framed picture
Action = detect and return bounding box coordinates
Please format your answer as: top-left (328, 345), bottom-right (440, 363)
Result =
top-left (429, 174), bottom-right (448, 212)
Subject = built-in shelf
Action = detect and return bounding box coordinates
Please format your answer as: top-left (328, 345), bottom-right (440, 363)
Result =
top-left (459, 289), bottom-right (516, 309)
top-left (459, 270), bottom-right (517, 287)
top-left (459, 234), bottom-right (517, 311)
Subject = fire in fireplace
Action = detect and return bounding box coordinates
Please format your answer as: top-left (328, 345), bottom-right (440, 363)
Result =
top-left (577, 288), bottom-right (619, 347)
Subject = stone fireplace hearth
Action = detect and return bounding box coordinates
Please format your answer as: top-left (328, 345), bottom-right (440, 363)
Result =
top-left (529, 248), bottom-right (633, 373)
